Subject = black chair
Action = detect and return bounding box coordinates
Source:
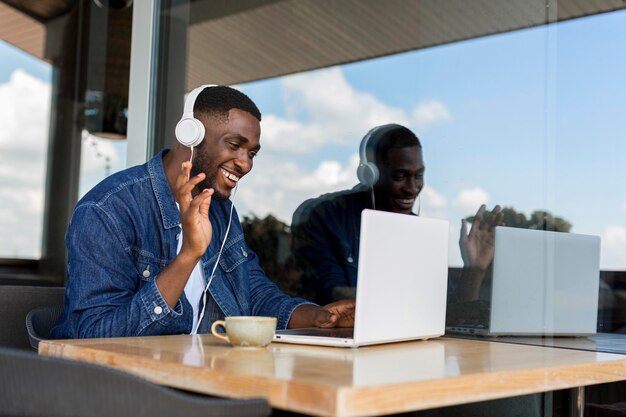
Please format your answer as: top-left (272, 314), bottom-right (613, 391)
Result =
top-left (0, 285), bottom-right (65, 349)
top-left (26, 304), bottom-right (64, 351)
top-left (0, 346), bottom-right (271, 417)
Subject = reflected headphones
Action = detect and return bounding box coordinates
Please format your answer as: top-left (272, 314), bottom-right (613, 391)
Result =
top-left (175, 84), bottom-right (217, 147)
top-left (356, 124), bottom-right (402, 187)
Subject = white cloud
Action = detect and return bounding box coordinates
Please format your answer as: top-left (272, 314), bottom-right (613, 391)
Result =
top-left (0, 69), bottom-right (51, 258)
top-left (603, 226), bottom-right (626, 245)
top-left (0, 69), bottom-right (50, 151)
top-left (260, 115), bottom-right (329, 154)
top-left (236, 153), bottom-right (360, 223)
top-left (413, 100), bottom-right (453, 131)
top-left (600, 226), bottom-right (626, 270)
top-left (0, 70), bottom-right (51, 186)
top-left (418, 185), bottom-right (447, 218)
top-left (260, 67), bottom-right (453, 154)
top-left (311, 159), bottom-right (356, 187)
top-left (453, 187), bottom-right (490, 214)
top-left (282, 67), bottom-right (409, 129)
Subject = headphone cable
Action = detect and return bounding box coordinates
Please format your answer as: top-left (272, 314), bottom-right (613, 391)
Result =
top-left (191, 182), bottom-right (237, 334)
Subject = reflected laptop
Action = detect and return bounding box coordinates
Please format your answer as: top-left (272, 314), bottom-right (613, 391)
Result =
top-left (270, 339), bottom-right (446, 384)
top-left (447, 227), bottom-right (601, 336)
top-left (274, 209), bottom-right (449, 348)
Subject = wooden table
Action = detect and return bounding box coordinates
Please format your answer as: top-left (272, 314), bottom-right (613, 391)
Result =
top-left (457, 332), bottom-right (626, 354)
top-left (39, 335), bottom-right (626, 417)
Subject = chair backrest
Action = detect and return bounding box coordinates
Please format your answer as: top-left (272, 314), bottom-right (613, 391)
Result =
top-left (0, 346), bottom-right (271, 417)
top-left (0, 285), bottom-right (65, 349)
top-left (26, 304), bottom-right (65, 351)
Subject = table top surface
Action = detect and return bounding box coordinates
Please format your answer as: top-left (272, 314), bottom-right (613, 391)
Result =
top-left (452, 332), bottom-right (626, 354)
top-left (40, 335), bottom-right (626, 417)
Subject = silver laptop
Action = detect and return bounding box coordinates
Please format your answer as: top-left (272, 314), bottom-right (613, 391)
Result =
top-left (447, 227), bottom-right (601, 336)
top-left (274, 209), bottom-right (449, 348)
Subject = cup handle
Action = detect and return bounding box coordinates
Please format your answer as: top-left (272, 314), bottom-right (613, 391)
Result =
top-left (211, 320), bottom-right (230, 343)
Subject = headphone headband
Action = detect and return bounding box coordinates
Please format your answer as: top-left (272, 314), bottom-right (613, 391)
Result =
top-left (357, 124), bottom-right (402, 187)
top-left (358, 127), bottom-right (377, 166)
top-left (182, 84), bottom-right (217, 116)
top-left (175, 84), bottom-right (217, 148)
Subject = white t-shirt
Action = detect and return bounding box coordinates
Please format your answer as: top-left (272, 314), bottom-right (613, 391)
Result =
top-left (176, 225), bottom-right (205, 332)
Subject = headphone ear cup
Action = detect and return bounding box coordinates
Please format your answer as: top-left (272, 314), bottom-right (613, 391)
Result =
top-left (175, 117), bottom-right (205, 147)
top-left (357, 162), bottom-right (379, 187)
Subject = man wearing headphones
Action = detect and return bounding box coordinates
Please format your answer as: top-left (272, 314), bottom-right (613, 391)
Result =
top-left (52, 85), bottom-right (354, 339)
top-left (291, 124), bottom-right (502, 305)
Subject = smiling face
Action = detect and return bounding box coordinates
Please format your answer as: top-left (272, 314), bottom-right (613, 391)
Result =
top-left (373, 145), bottom-right (424, 214)
top-left (190, 108), bottom-right (261, 200)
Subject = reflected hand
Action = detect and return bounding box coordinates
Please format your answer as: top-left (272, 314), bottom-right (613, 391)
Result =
top-left (459, 204), bottom-right (504, 271)
top-left (315, 299), bottom-right (356, 328)
top-left (175, 161), bottom-right (214, 260)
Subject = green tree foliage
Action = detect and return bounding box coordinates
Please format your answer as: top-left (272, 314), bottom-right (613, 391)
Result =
top-left (466, 207), bottom-right (572, 232)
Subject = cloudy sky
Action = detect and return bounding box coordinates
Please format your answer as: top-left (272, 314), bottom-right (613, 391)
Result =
top-left (0, 69), bottom-right (50, 258)
top-left (1, 10), bottom-right (625, 268)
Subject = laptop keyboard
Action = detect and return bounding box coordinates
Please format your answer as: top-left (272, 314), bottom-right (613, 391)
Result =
top-left (276, 327), bottom-right (354, 338)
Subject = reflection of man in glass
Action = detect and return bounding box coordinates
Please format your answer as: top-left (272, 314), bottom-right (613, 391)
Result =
top-left (291, 124), bottom-right (501, 305)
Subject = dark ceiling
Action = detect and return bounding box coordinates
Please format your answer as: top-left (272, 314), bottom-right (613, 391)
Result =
top-left (2, 0), bottom-right (626, 91)
top-left (185, 0), bottom-right (626, 87)
top-left (2, 0), bottom-right (74, 22)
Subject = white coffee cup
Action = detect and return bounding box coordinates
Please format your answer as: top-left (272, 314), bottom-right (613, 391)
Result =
top-left (211, 316), bottom-right (277, 348)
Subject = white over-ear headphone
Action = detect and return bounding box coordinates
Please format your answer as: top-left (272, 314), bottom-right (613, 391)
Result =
top-left (175, 84), bottom-right (217, 147)
top-left (356, 124), bottom-right (401, 187)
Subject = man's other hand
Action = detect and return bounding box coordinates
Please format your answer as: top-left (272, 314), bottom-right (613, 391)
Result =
top-left (288, 299), bottom-right (355, 329)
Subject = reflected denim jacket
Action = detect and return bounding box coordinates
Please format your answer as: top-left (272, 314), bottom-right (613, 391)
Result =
top-left (291, 188), bottom-right (369, 304)
top-left (52, 150), bottom-right (311, 339)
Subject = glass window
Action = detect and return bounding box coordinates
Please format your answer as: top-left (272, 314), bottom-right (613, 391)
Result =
top-left (0, 1), bottom-right (132, 282)
top-left (155, 0), bottom-right (626, 334)
top-left (235, 10), bottom-right (626, 272)
top-left (0, 40), bottom-right (52, 259)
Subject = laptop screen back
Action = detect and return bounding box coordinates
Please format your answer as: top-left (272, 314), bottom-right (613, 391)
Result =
top-left (354, 209), bottom-right (449, 345)
top-left (490, 227), bottom-right (601, 335)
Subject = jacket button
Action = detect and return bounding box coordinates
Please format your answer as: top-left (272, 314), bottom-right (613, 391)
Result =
top-left (142, 269), bottom-right (151, 278)
top-left (154, 306), bottom-right (163, 315)
top-left (347, 256), bottom-right (354, 263)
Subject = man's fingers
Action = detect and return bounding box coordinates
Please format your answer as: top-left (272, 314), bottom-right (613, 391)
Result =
top-left (492, 205), bottom-right (504, 226)
top-left (176, 162), bottom-right (207, 213)
top-left (460, 218), bottom-right (468, 238)
top-left (469, 204), bottom-right (486, 234)
top-left (175, 161), bottom-right (192, 190)
top-left (180, 172), bottom-right (206, 196)
top-left (189, 188), bottom-right (214, 213)
top-left (325, 314), bottom-right (339, 327)
top-left (197, 189), bottom-right (214, 217)
top-left (475, 204), bottom-right (487, 218)
top-left (486, 205), bottom-right (504, 230)
top-left (315, 311), bottom-right (335, 328)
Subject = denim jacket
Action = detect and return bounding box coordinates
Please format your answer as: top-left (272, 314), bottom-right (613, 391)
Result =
top-left (291, 188), bottom-right (370, 304)
top-left (52, 150), bottom-right (311, 339)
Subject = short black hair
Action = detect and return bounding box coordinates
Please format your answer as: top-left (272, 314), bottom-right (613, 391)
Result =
top-left (366, 124), bottom-right (422, 165)
top-left (194, 85), bottom-right (262, 122)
